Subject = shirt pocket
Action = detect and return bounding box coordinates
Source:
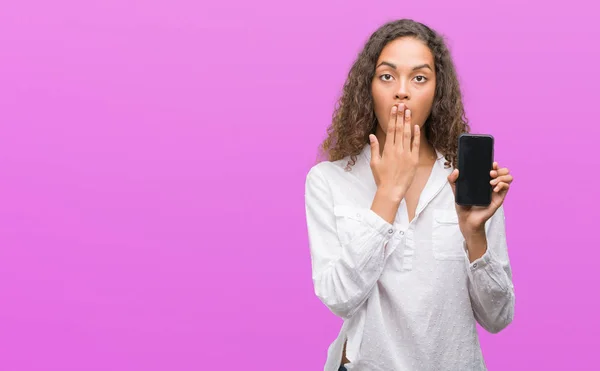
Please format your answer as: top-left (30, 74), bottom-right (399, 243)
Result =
top-left (431, 208), bottom-right (466, 261)
top-left (333, 205), bottom-right (364, 246)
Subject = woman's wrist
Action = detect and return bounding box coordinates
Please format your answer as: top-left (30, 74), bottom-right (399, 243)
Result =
top-left (375, 185), bottom-right (404, 204)
top-left (371, 187), bottom-right (403, 224)
top-left (464, 228), bottom-right (487, 263)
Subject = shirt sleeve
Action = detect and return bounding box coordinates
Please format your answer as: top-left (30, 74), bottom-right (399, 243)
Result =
top-left (304, 165), bottom-right (397, 319)
top-left (464, 205), bottom-right (516, 333)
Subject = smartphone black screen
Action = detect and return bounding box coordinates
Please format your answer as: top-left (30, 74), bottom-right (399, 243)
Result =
top-left (455, 134), bottom-right (494, 206)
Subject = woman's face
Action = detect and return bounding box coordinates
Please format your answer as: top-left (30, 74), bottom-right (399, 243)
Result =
top-left (371, 37), bottom-right (436, 136)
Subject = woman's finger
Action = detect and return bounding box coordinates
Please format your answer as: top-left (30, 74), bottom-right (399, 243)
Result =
top-left (496, 167), bottom-right (510, 176)
top-left (490, 167), bottom-right (510, 178)
top-left (491, 174), bottom-right (513, 186)
top-left (385, 104), bottom-right (398, 153)
top-left (396, 104), bottom-right (405, 149)
top-left (412, 124), bottom-right (420, 160)
top-left (403, 108), bottom-right (412, 151)
top-left (493, 182), bottom-right (510, 193)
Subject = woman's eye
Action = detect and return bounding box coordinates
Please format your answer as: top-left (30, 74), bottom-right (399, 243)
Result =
top-left (414, 75), bottom-right (427, 83)
top-left (381, 74), bottom-right (393, 81)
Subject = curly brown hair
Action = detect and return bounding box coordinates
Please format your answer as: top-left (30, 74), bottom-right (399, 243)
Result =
top-left (318, 19), bottom-right (470, 169)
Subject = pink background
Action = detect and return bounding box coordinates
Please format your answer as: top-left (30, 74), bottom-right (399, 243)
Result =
top-left (1, 0), bottom-right (599, 370)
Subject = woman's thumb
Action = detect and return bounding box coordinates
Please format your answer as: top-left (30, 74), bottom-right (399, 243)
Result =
top-left (447, 169), bottom-right (458, 194)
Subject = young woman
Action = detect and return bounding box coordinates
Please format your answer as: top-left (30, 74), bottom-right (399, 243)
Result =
top-left (304, 19), bottom-right (515, 371)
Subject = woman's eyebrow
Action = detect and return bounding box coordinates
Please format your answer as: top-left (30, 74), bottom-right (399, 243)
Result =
top-left (376, 61), bottom-right (433, 71)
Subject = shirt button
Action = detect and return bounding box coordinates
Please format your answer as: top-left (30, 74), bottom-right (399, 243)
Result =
top-left (388, 229), bottom-right (394, 234)
top-left (399, 231), bottom-right (405, 235)
top-left (356, 213), bottom-right (361, 218)
top-left (472, 263), bottom-right (478, 269)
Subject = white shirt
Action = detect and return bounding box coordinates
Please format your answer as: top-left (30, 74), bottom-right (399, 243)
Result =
top-left (304, 144), bottom-right (515, 371)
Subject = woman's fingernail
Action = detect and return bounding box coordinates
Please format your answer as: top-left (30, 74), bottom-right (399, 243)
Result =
top-left (392, 106), bottom-right (397, 113)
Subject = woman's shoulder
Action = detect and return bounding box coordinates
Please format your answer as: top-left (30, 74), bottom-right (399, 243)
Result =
top-left (306, 145), bottom-right (370, 182)
top-left (305, 160), bottom-right (342, 186)
top-left (305, 156), bottom-right (359, 186)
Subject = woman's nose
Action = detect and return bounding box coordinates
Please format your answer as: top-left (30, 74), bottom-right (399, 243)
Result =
top-left (395, 81), bottom-right (409, 100)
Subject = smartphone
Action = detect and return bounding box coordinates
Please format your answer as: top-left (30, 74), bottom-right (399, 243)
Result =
top-left (455, 133), bottom-right (494, 206)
